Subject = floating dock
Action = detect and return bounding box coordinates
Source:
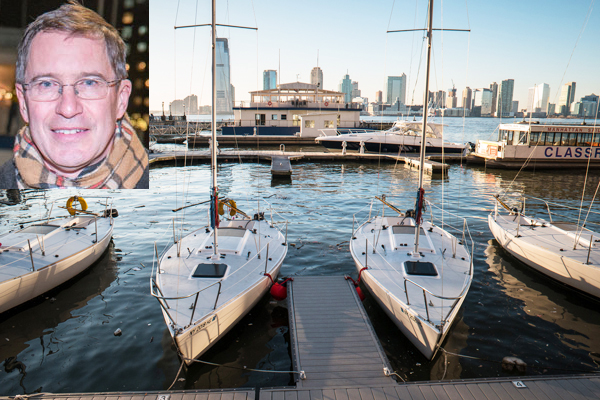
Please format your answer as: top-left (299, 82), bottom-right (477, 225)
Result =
top-left (287, 276), bottom-right (396, 388)
top-left (149, 150), bottom-right (455, 175)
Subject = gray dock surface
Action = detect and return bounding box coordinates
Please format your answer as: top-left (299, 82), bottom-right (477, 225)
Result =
top-left (149, 150), bottom-right (455, 174)
top-left (287, 276), bottom-right (396, 389)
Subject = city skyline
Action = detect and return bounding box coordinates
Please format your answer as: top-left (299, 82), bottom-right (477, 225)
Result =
top-left (149, 0), bottom-right (600, 113)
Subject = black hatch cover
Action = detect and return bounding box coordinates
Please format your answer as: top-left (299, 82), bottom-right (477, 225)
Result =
top-left (193, 263), bottom-right (228, 278)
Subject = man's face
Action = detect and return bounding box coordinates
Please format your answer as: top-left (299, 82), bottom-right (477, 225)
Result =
top-left (16, 31), bottom-right (131, 178)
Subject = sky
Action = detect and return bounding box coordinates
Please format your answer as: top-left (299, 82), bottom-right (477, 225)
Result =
top-left (149, 0), bottom-right (600, 113)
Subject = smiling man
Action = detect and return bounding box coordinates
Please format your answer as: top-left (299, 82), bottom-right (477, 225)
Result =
top-left (0, 1), bottom-right (148, 189)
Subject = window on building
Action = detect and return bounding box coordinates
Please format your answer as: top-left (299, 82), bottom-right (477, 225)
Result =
top-left (271, 114), bottom-right (278, 120)
top-left (324, 120), bottom-right (334, 128)
top-left (292, 114), bottom-right (301, 127)
top-left (281, 115), bottom-right (287, 120)
top-left (255, 114), bottom-right (265, 126)
top-left (304, 120), bottom-right (315, 128)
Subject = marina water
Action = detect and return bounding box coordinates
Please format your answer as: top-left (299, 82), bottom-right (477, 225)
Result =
top-left (1, 117), bottom-right (600, 393)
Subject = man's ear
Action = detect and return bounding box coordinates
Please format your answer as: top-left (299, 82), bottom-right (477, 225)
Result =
top-left (116, 79), bottom-right (132, 119)
top-left (15, 83), bottom-right (30, 124)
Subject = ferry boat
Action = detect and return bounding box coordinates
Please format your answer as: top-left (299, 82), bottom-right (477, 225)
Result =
top-left (468, 122), bottom-right (600, 169)
top-left (315, 119), bottom-right (467, 153)
top-left (221, 82), bottom-right (362, 137)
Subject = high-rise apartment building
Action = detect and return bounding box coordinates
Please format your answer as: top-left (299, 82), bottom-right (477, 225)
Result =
top-left (263, 70), bottom-right (277, 90)
top-left (490, 82), bottom-right (498, 116)
top-left (351, 81), bottom-right (361, 99)
top-left (339, 74), bottom-right (353, 103)
top-left (462, 87), bottom-right (472, 110)
top-left (472, 88), bottom-right (492, 116)
top-left (386, 74), bottom-right (406, 105)
top-left (376, 91), bottom-right (383, 103)
top-left (448, 87), bottom-right (458, 108)
top-left (527, 83), bottom-right (550, 113)
top-left (558, 82), bottom-right (576, 115)
top-left (496, 79), bottom-right (514, 117)
top-left (216, 38), bottom-right (233, 114)
top-left (310, 67), bottom-right (323, 88)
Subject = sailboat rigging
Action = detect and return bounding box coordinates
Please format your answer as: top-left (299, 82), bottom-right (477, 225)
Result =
top-left (151, 0), bottom-right (288, 365)
top-left (349, 0), bottom-right (473, 360)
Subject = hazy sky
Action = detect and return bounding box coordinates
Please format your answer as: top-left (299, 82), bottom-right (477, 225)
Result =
top-left (149, 0), bottom-right (600, 113)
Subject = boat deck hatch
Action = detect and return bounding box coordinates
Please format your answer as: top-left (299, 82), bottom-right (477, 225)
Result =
top-left (20, 225), bottom-right (60, 235)
top-left (193, 263), bottom-right (227, 278)
top-left (404, 261), bottom-right (438, 276)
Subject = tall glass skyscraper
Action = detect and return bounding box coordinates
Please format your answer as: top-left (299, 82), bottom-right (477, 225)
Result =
top-left (558, 82), bottom-right (576, 115)
top-left (496, 79), bottom-right (514, 117)
top-left (311, 67), bottom-right (323, 88)
top-left (339, 74), bottom-right (353, 103)
top-left (263, 70), bottom-right (277, 90)
top-left (216, 38), bottom-right (233, 114)
top-left (386, 75), bottom-right (406, 105)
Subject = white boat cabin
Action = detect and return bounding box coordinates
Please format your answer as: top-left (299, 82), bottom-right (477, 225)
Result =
top-left (471, 122), bottom-right (600, 168)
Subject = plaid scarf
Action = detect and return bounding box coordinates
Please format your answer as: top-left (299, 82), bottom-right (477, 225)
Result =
top-left (14, 117), bottom-right (148, 189)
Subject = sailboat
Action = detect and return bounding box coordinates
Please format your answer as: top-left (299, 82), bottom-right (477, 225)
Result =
top-left (0, 196), bottom-right (116, 314)
top-left (489, 193), bottom-right (600, 298)
top-left (150, 0), bottom-right (288, 366)
top-left (349, 0), bottom-right (473, 360)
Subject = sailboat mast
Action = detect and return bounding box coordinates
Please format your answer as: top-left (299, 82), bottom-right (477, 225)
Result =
top-left (211, 0), bottom-right (219, 256)
top-left (413, 0), bottom-right (434, 255)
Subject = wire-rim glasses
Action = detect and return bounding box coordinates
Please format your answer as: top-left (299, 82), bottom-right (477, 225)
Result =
top-left (22, 77), bottom-right (121, 101)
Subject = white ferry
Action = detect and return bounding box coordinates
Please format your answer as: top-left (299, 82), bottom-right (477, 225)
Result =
top-left (468, 122), bottom-right (600, 169)
top-left (221, 82), bottom-right (362, 137)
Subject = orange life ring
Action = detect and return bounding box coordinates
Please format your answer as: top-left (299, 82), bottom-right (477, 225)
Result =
top-left (324, 101), bottom-right (329, 106)
top-left (268, 101), bottom-right (272, 106)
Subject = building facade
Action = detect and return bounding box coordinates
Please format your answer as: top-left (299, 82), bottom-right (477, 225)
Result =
top-left (310, 67), bottom-right (323, 88)
top-left (462, 87), bottom-right (472, 110)
top-left (263, 70), bottom-right (277, 90)
top-left (496, 79), bottom-right (515, 117)
top-left (386, 74), bottom-right (406, 105)
top-left (339, 74), bottom-right (353, 103)
top-left (558, 82), bottom-right (576, 115)
top-left (216, 37), bottom-right (233, 114)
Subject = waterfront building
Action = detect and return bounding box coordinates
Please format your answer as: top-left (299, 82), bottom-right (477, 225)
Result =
top-left (547, 103), bottom-right (556, 116)
top-left (310, 67), bottom-right (323, 88)
top-left (527, 83), bottom-right (550, 113)
top-left (339, 74), bottom-right (353, 103)
top-left (433, 90), bottom-right (446, 109)
top-left (183, 94), bottom-right (198, 115)
top-left (512, 101), bottom-right (519, 115)
top-left (558, 82), bottom-right (576, 116)
top-left (376, 90), bottom-right (383, 103)
top-left (386, 75), bottom-right (407, 106)
top-left (222, 82), bottom-right (361, 136)
top-left (462, 87), bottom-right (472, 110)
top-left (263, 70), bottom-right (277, 90)
top-left (496, 79), bottom-right (514, 117)
top-left (448, 87), bottom-right (458, 108)
top-left (216, 37), bottom-right (233, 114)
top-left (490, 82), bottom-right (498, 116)
top-left (352, 81), bottom-right (361, 99)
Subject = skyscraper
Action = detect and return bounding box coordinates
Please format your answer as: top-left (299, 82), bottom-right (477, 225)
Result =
top-left (263, 70), bottom-right (277, 90)
top-left (376, 91), bottom-right (383, 103)
top-left (558, 82), bottom-right (576, 115)
top-left (472, 88), bottom-right (492, 116)
top-left (216, 38), bottom-right (233, 114)
top-left (496, 79), bottom-right (514, 117)
top-left (310, 67), bottom-right (323, 88)
top-left (386, 74), bottom-right (406, 105)
top-left (490, 82), bottom-right (498, 116)
top-left (448, 87), bottom-right (457, 108)
top-left (352, 81), bottom-right (361, 99)
top-left (339, 74), bottom-right (353, 103)
top-left (532, 83), bottom-right (550, 113)
top-left (462, 87), bottom-right (472, 110)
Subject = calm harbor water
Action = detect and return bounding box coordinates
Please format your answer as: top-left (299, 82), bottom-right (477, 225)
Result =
top-left (2, 117), bottom-right (600, 393)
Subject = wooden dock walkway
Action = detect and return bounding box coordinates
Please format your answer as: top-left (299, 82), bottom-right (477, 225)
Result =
top-left (287, 276), bottom-right (396, 389)
top-left (149, 150), bottom-right (453, 174)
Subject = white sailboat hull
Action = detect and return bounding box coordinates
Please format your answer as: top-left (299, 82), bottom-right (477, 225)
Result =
top-left (350, 213), bottom-right (472, 359)
top-left (488, 212), bottom-right (600, 298)
top-left (0, 216), bottom-right (114, 314)
top-left (155, 217), bottom-right (288, 365)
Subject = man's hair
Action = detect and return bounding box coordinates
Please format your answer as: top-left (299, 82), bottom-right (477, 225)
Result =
top-left (16, 1), bottom-right (128, 83)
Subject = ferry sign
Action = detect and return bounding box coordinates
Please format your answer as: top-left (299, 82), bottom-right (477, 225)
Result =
top-left (543, 146), bottom-right (600, 159)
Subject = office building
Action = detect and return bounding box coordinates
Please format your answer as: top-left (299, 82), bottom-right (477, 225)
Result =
top-left (433, 90), bottom-right (446, 109)
top-left (496, 79), bottom-right (514, 117)
top-left (490, 82), bottom-right (498, 116)
top-left (581, 94), bottom-right (599, 117)
top-left (386, 74), bottom-right (407, 105)
top-left (376, 91), bottom-right (383, 103)
top-left (558, 82), bottom-right (576, 115)
top-left (462, 87), bottom-right (472, 110)
top-left (263, 70), bottom-right (277, 90)
top-left (527, 83), bottom-right (550, 113)
top-left (310, 67), bottom-right (323, 88)
top-left (216, 38), bottom-right (233, 114)
top-left (352, 81), bottom-right (361, 99)
top-left (448, 87), bottom-right (458, 108)
top-left (339, 74), bottom-right (353, 103)
top-left (472, 88), bottom-right (492, 116)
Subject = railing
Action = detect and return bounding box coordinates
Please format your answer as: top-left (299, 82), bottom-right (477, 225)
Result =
top-left (151, 198), bottom-right (288, 330)
top-left (352, 196), bottom-right (474, 328)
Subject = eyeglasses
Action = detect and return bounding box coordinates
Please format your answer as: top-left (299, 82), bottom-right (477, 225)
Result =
top-left (22, 77), bottom-right (121, 101)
